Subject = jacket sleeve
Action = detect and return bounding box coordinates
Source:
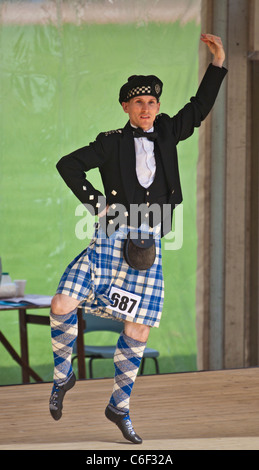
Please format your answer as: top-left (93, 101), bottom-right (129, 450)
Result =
top-left (171, 63), bottom-right (228, 144)
top-left (56, 134), bottom-right (108, 215)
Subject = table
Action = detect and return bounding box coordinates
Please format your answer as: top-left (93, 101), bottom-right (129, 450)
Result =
top-left (0, 294), bottom-right (86, 383)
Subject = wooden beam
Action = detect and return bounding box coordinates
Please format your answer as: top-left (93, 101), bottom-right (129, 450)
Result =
top-left (249, 61), bottom-right (259, 365)
top-left (208, 0), bottom-right (228, 370)
top-left (224, 0), bottom-right (249, 368)
top-left (197, 0), bottom-right (254, 371)
top-left (249, 0), bottom-right (259, 51)
top-left (196, 0), bottom-right (213, 371)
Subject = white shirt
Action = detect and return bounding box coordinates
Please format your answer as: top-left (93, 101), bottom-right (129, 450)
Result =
top-left (132, 125), bottom-right (156, 189)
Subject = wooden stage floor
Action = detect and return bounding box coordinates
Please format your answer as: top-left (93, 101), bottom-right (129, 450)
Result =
top-left (1, 367), bottom-right (259, 450)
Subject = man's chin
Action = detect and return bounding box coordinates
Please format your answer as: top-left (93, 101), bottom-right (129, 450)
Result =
top-left (138, 120), bottom-right (153, 130)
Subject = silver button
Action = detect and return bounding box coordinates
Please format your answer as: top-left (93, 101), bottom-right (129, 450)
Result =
top-left (111, 190), bottom-right (117, 196)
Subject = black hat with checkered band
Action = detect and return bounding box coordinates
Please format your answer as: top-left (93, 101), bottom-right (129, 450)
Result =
top-left (119, 74), bottom-right (163, 104)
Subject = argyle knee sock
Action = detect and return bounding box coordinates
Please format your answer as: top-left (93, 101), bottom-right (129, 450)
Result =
top-left (109, 331), bottom-right (146, 414)
top-left (50, 308), bottom-right (78, 386)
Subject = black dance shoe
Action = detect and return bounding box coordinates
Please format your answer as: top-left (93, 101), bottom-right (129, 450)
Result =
top-left (49, 372), bottom-right (76, 421)
top-left (105, 404), bottom-right (142, 444)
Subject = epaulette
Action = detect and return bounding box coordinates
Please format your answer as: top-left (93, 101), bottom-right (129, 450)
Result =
top-left (104, 129), bottom-right (123, 136)
top-left (155, 113), bottom-right (163, 120)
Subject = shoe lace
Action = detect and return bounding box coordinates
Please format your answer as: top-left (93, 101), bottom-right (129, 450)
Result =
top-left (49, 386), bottom-right (60, 406)
top-left (124, 417), bottom-right (136, 435)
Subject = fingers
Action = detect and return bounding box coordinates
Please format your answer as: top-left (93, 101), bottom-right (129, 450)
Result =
top-left (201, 33), bottom-right (221, 40)
top-left (200, 33), bottom-right (223, 46)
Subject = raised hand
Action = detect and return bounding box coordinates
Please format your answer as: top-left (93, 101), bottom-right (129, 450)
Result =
top-left (200, 33), bottom-right (226, 67)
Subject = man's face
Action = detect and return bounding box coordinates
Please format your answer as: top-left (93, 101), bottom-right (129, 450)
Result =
top-left (122, 95), bottom-right (160, 130)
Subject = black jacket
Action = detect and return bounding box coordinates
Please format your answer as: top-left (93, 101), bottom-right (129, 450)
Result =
top-left (57, 64), bottom-right (227, 236)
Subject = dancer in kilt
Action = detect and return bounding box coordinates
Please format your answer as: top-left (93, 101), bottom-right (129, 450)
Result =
top-left (49, 34), bottom-right (227, 444)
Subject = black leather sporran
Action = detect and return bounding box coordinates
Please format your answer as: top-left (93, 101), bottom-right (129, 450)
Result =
top-left (123, 232), bottom-right (156, 270)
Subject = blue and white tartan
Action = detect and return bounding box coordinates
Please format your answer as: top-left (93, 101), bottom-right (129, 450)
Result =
top-left (56, 223), bottom-right (164, 328)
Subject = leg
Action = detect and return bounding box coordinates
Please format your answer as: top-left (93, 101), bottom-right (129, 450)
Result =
top-left (50, 294), bottom-right (81, 384)
top-left (110, 320), bottom-right (150, 412)
top-left (49, 294), bottom-right (80, 420)
top-left (105, 321), bottom-right (150, 444)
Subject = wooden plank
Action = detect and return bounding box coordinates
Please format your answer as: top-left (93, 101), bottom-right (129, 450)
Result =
top-left (0, 369), bottom-right (259, 449)
top-left (0, 437), bottom-right (258, 451)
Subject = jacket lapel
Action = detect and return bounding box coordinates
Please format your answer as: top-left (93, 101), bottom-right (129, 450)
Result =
top-left (119, 121), bottom-right (137, 203)
top-left (155, 119), bottom-right (175, 190)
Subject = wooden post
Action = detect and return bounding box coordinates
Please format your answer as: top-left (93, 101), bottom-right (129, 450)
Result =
top-left (249, 0), bottom-right (259, 52)
top-left (209, 0), bottom-right (228, 370)
top-left (224, 0), bottom-right (249, 368)
top-left (196, 0), bottom-right (213, 371)
top-left (248, 0), bottom-right (259, 364)
top-left (197, 0), bottom-right (254, 370)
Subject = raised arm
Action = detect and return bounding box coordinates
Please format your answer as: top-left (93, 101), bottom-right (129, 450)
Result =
top-left (169, 34), bottom-right (227, 143)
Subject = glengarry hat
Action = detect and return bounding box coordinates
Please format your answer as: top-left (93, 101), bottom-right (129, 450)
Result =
top-left (119, 74), bottom-right (163, 104)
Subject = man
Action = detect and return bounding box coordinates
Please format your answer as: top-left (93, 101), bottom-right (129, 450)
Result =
top-left (49, 34), bottom-right (227, 444)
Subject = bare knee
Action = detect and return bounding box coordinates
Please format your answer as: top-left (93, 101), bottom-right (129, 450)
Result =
top-left (124, 321), bottom-right (150, 343)
top-left (51, 294), bottom-right (80, 315)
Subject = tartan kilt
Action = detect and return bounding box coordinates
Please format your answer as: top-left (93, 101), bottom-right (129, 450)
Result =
top-left (56, 223), bottom-right (164, 328)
